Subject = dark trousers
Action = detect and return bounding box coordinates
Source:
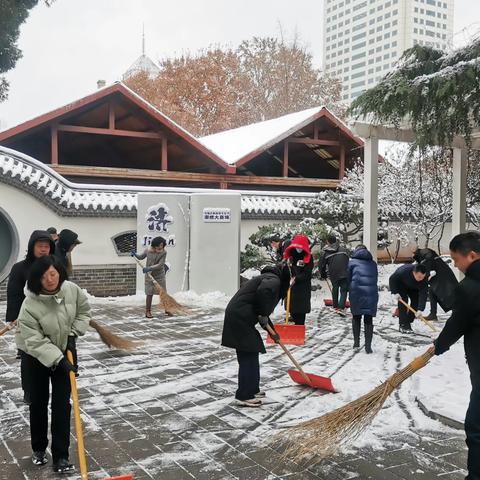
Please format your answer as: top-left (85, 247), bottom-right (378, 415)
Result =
top-left (291, 313), bottom-right (306, 325)
top-left (398, 289), bottom-right (418, 327)
top-left (429, 289), bottom-right (438, 316)
top-left (332, 278), bottom-right (348, 309)
top-left (21, 352), bottom-right (71, 462)
top-left (235, 350), bottom-right (260, 401)
top-left (466, 381), bottom-right (480, 479)
top-left (352, 315), bottom-right (373, 349)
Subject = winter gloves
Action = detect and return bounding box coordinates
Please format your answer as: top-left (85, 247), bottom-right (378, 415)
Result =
top-left (143, 267), bottom-right (154, 274)
top-left (55, 357), bottom-right (78, 375)
top-left (392, 293), bottom-right (402, 302)
top-left (415, 310), bottom-right (425, 319)
top-left (130, 251), bottom-right (139, 259)
top-left (258, 316), bottom-right (280, 343)
top-left (66, 335), bottom-right (78, 369)
top-left (258, 316), bottom-right (269, 328)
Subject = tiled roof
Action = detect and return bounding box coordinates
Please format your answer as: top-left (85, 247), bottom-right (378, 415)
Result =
top-left (0, 147), bottom-right (313, 218)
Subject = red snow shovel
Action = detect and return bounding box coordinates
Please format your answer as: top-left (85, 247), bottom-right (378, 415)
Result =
top-left (266, 325), bottom-right (336, 393)
top-left (267, 281), bottom-right (305, 345)
top-left (323, 279), bottom-right (350, 308)
top-left (67, 351), bottom-right (133, 480)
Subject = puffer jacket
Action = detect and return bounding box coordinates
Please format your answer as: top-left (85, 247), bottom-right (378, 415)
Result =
top-left (16, 280), bottom-right (91, 368)
top-left (348, 247), bottom-right (379, 317)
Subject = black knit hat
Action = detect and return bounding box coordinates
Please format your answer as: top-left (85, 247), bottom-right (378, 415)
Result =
top-left (58, 229), bottom-right (82, 249)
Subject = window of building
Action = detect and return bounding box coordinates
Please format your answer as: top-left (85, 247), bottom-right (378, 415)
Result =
top-left (377, 15), bottom-right (383, 21)
top-left (369, 18), bottom-right (375, 25)
top-left (352, 61), bottom-right (366, 70)
top-left (352, 41), bottom-right (366, 50)
top-left (353, 1), bottom-right (367, 11)
top-left (368, 68), bottom-right (374, 74)
top-left (351, 71), bottom-right (364, 79)
top-left (352, 80), bottom-right (365, 88)
top-left (392, 19), bottom-right (398, 25)
top-left (353, 22), bottom-right (366, 31)
top-left (376, 65), bottom-right (381, 71)
top-left (426, 9), bottom-right (435, 16)
top-left (376, 46), bottom-right (382, 52)
top-left (369, 78), bottom-right (374, 84)
top-left (426, 19), bottom-right (434, 26)
top-left (369, 28), bottom-right (375, 34)
top-left (352, 51), bottom-right (366, 60)
top-left (376, 25), bottom-right (383, 31)
top-left (426, 0), bottom-right (435, 4)
top-left (353, 12), bottom-right (367, 21)
top-left (368, 58), bottom-right (374, 64)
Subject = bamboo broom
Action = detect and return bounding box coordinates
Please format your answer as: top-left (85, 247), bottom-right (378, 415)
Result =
top-left (133, 256), bottom-right (191, 316)
top-left (0, 320), bottom-right (17, 337)
top-left (89, 319), bottom-right (142, 351)
top-left (276, 347), bottom-right (435, 461)
top-left (2, 318), bottom-right (140, 352)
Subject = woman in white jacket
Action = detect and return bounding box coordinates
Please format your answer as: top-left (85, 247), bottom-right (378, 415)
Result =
top-left (16, 255), bottom-right (90, 473)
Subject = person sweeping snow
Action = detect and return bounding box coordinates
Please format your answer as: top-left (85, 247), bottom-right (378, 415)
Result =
top-left (348, 245), bottom-right (378, 354)
top-left (131, 236), bottom-right (168, 318)
top-left (433, 232), bottom-right (480, 479)
top-left (282, 234), bottom-right (314, 326)
top-left (389, 263), bottom-right (428, 333)
top-left (16, 255), bottom-right (90, 473)
top-left (221, 266), bottom-right (285, 407)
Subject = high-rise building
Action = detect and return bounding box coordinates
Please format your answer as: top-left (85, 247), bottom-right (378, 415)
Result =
top-left (323, 0), bottom-right (454, 103)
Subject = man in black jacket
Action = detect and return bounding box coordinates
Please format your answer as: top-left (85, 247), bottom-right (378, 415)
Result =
top-left (389, 263), bottom-right (428, 333)
top-left (434, 232), bottom-right (480, 479)
top-left (222, 266), bottom-right (283, 407)
top-left (6, 230), bottom-right (55, 402)
top-left (320, 235), bottom-right (349, 315)
top-left (6, 230), bottom-right (55, 324)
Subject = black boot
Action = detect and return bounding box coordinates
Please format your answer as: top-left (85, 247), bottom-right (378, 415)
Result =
top-left (365, 323), bottom-right (373, 354)
top-left (53, 458), bottom-right (75, 474)
top-left (352, 317), bottom-right (361, 348)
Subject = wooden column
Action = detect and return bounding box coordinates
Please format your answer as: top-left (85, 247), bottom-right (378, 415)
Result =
top-left (108, 101), bottom-right (115, 129)
top-left (161, 137), bottom-right (168, 171)
top-left (363, 136), bottom-right (378, 260)
top-left (51, 124), bottom-right (58, 165)
top-left (219, 181), bottom-right (228, 189)
top-left (313, 121), bottom-right (319, 139)
top-left (283, 141), bottom-right (289, 177)
top-left (339, 145), bottom-right (345, 179)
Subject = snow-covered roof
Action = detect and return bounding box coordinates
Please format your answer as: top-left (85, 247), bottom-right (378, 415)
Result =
top-left (0, 147), bottom-right (312, 218)
top-left (123, 54), bottom-right (161, 79)
top-left (199, 106), bottom-right (326, 165)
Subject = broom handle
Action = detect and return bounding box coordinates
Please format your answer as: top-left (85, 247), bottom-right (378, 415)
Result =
top-left (398, 298), bottom-right (437, 332)
top-left (326, 278), bottom-right (333, 294)
top-left (133, 256), bottom-right (164, 294)
top-left (285, 287), bottom-right (292, 325)
top-left (266, 324), bottom-right (312, 386)
top-left (66, 350), bottom-right (88, 480)
top-left (0, 320), bottom-right (17, 337)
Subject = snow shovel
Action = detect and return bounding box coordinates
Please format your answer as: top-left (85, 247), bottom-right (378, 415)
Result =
top-left (266, 324), bottom-right (336, 393)
top-left (398, 298), bottom-right (437, 332)
top-left (323, 279), bottom-right (350, 308)
top-left (0, 320), bottom-right (16, 337)
top-left (267, 280), bottom-right (305, 346)
top-left (67, 350), bottom-right (133, 480)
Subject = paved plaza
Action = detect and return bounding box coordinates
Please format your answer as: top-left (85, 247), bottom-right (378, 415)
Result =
top-left (0, 297), bottom-right (468, 479)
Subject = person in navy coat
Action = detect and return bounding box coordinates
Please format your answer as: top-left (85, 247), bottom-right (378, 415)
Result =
top-left (348, 245), bottom-right (379, 353)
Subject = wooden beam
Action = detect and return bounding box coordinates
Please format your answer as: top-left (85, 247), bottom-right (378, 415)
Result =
top-left (108, 101), bottom-right (115, 129)
top-left (283, 141), bottom-right (289, 178)
top-left (51, 165), bottom-right (340, 189)
top-left (57, 124), bottom-right (164, 140)
top-left (161, 137), bottom-right (168, 171)
top-left (286, 137), bottom-right (340, 146)
top-left (339, 145), bottom-right (345, 179)
top-left (51, 124), bottom-right (58, 165)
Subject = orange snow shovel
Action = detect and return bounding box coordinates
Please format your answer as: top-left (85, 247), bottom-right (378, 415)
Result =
top-left (323, 279), bottom-right (350, 308)
top-left (67, 351), bottom-right (133, 480)
top-left (266, 325), bottom-right (336, 393)
top-left (267, 281), bottom-right (305, 345)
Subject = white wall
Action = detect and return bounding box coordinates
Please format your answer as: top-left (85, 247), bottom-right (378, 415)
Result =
top-left (0, 183), bottom-right (136, 267)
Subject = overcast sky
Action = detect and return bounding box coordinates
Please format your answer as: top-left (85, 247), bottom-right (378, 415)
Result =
top-left (0, 0), bottom-right (479, 130)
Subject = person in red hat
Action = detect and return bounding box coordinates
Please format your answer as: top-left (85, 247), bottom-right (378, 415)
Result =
top-left (283, 234), bottom-right (313, 325)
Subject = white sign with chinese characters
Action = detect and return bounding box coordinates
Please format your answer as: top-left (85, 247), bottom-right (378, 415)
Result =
top-left (202, 208), bottom-right (231, 223)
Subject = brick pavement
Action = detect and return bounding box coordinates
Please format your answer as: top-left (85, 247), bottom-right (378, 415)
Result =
top-left (0, 297), bottom-right (468, 479)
